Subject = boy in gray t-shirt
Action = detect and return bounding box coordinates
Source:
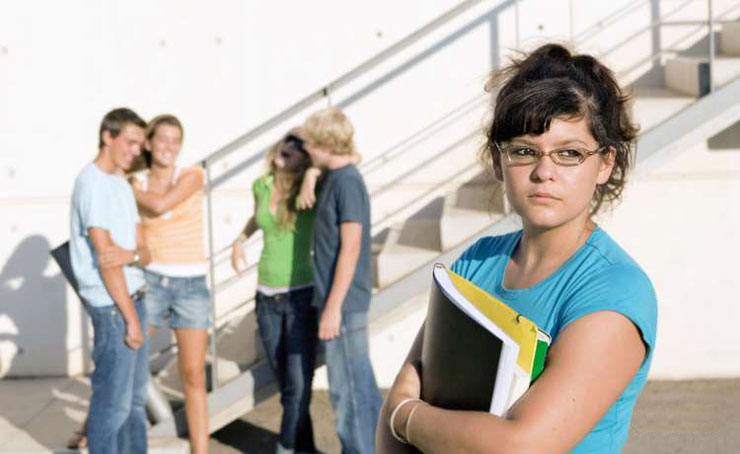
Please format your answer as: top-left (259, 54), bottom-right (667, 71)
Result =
top-left (303, 108), bottom-right (382, 454)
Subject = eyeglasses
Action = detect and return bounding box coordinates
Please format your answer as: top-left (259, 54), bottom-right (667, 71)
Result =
top-left (284, 134), bottom-right (307, 153)
top-left (495, 142), bottom-right (608, 167)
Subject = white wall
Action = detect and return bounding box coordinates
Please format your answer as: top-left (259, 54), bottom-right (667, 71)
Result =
top-left (1, 0), bottom-right (737, 376)
top-left (598, 124), bottom-right (740, 379)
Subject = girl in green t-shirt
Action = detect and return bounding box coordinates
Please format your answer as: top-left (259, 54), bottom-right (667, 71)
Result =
top-left (231, 129), bottom-right (320, 454)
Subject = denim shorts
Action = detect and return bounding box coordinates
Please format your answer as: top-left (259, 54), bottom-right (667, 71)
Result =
top-left (143, 270), bottom-right (211, 330)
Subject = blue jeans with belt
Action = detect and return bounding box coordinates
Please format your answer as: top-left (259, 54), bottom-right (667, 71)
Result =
top-left (255, 288), bottom-right (319, 454)
top-left (86, 296), bottom-right (149, 454)
top-left (323, 311), bottom-right (383, 454)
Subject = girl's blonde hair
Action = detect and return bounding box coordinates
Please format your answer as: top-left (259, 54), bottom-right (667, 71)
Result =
top-left (303, 107), bottom-right (357, 156)
top-left (264, 129), bottom-right (313, 230)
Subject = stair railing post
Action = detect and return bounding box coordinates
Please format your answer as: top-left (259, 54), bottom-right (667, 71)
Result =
top-left (708, 0), bottom-right (715, 92)
top-left (204, 160), bottom-right (220, 390)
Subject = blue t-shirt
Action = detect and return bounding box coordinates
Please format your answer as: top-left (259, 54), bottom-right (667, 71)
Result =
top-left (70, 163), bottom-right (144, 307)
top-left (312, 164), bottom-right (372, 313)
top-left (451, 226), bottom-right (657, 453)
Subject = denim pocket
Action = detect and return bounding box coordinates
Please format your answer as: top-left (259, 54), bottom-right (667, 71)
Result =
top-left (255, 296), bottom-right (274, 343)
top-left (340, 312), bottom-right (368, 335)
top-left (89, 306), bottom-right (121, 365)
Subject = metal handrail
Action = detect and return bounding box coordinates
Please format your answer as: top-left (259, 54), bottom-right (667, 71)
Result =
top-left (616, 1), bottom-right (739, 87)
top-left (192, 0), bottom-right (740, 393)
top-left (571, 0), bottom-right (740, 93)
top-left (572, 0), bottom-right (648, 43)
top-left (201, 0), bottom-right (487, 169)
top-left (200, 0), bottom-right (494, 390)
top-left (210, 95), bottom-right (489, 298)
top-left (594, 0), bottom-right (695, 61)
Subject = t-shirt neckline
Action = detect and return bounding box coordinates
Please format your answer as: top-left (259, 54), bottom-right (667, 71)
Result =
top-left (497, 225), bottom-right (602, 295)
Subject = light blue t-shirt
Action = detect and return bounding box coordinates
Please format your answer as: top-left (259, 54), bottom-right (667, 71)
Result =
top-left (451, 226), bottom-right (657, 453)
top-left (70, 163), bottom-right (144, 307)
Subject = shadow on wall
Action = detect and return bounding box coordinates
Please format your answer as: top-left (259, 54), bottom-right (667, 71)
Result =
top-left (0, 235), bottom-right (81, 377)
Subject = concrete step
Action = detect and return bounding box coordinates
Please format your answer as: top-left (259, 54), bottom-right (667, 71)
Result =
top-left (630, 87), bottom-right (696, 132)
top-left (664, 55), bottom-right (740, 96)
top-left (721, 21), bottom-right (740, 56)
top-left (154, 308), bottom-right (263, 403)
top-left (374, 223), bottom-right (441, 288)
top-left (76, 437), bottom-right (189, 454)
top-left (440, 173), bottom-right (505, 251)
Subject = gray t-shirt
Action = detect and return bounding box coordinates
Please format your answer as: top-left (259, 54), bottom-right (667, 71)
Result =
top-left (312, 164), bottom-right (372, 313)
top-left (70, 162), bottom-right (144, 307)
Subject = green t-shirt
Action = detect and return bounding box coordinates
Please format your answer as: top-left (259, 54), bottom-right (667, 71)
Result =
top-left (253, 174), bottom-right (315, 288)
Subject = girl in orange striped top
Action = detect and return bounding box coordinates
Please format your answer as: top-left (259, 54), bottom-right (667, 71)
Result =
top-left (131, 114), bottom-right (210, 454)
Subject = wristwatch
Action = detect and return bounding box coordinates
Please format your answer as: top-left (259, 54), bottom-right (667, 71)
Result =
top-left (132, 252), bottom-right (141, 267)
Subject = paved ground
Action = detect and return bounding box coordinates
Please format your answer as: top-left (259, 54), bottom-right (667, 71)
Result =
top-left (209, 379), bottom-right (740, 453)
top-left (1, 378), bottom-right (738, 453)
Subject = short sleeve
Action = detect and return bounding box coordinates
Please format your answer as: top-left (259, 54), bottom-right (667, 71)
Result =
top-left (252, 175), bottom-right (267, 198)
top-left (451, 233), bottom-right (518, 279)
top-left (451, 237), bottom-right (491, 276)
top-left (558, 263), bottom-right (658, 362)
top-left (336, 176), bottom-right (366, 224)
top-left (76, 179), bottom-right (113, 235)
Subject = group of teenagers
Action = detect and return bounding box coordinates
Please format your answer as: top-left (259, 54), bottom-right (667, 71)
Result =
top-left (69, 42), bottom-right (657, 454)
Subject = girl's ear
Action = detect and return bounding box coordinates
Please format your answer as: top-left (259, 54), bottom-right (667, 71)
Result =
top-left (596, 147), bottom-right (616, 185)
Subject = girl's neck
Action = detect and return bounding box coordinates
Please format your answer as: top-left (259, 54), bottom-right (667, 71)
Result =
top-left (515, 217), bottom-right (595, 271)
top-left (273, 169), bottom-right (298, 192)
top-left (149, 162), bottom-right (176, 181)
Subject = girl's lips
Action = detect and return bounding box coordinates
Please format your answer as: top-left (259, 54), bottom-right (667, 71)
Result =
top-left (529, 192), bottom-right (559, 202)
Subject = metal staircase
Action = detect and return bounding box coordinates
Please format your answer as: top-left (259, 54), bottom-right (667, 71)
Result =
top-left (148, 0), bottom-right (740, 439)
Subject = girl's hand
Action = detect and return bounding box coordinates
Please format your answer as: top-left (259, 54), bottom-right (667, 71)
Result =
top-left (231, 241), bottom-right (247, 273)
top-left (297, 167), bottom-right (321, 209)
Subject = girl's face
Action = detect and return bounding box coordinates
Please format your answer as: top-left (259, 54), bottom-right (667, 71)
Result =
top-left (500, 116), bottom-right (614, 232)
top-left (148, 124), bottom-right (182, 168)
top-left (273, 135), bottom-right (309, 172)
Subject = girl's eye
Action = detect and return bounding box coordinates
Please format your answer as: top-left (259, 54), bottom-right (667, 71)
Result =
top-left (511, 146), bottom-right (536, 156)
top-left (556, 149), bottom-right (583, 158)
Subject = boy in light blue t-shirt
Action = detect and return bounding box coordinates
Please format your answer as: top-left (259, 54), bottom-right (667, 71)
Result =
top-left (69, 108), bottom-right (151, 454)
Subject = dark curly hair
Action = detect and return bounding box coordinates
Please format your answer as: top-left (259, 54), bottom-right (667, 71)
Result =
top-left (481, 43), bottom-right (639, 214)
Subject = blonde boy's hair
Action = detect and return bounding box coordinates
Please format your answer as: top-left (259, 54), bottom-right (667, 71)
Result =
top-left (303, 107), bottom-right (357, 156)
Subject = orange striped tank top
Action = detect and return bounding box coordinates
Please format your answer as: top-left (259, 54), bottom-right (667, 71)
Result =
top-left (139, 167), bottom-right (206, 273)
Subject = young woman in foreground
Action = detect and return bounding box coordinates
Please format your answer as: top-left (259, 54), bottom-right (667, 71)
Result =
top-left (377, 43), bottom-right (657, 453)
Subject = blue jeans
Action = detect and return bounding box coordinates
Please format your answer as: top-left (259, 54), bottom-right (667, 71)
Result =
top-left (86, 297), bottom-right (149, 454)
top-left (324, 311), bottom-right (382, 454)
top-left (143, 270), bottom-right (210, 329)
top-left (256, 288), bottom-right (319, 453)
